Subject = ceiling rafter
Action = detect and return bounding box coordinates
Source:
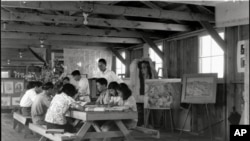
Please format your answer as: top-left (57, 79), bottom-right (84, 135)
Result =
top-left (1, 10), bottom-right (191, 31)
top-left (1, 1), bottom-right (214, 22)
top-left (1, 31), bottom-right (143, 44)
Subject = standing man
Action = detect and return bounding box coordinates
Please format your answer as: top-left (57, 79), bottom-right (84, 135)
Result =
top-left (95, 58), bottom-right (123, 84)
top-left (71, 70), bottom-right (90, 102)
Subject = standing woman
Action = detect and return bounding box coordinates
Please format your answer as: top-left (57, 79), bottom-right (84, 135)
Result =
top-left (45, 84), bottom-right (83, 133)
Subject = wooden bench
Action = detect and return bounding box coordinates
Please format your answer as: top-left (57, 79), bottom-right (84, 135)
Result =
top-left (13, 112), bottom-right (32, 138)
top-left (29, 123), bottom-right (77, 141)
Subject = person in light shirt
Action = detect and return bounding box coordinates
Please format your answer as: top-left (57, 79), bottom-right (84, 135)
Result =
top-left (94, 58), bottom-right (123, 84)
top-left (31, 82), bottom-right (54, 125)
top-left (20, 81), bottom-right (43, 116)
top-left (71, 70), bottom-right (90, 102)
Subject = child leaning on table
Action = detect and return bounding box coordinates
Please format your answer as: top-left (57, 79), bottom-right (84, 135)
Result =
top-left (101, 83), bottom-right (138, 132)
top-left (45, 84), bottom-right (84, 133)
top-left (107, 81), bottom-right (121, 106)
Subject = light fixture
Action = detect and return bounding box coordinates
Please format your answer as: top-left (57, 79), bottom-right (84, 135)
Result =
top-left (19, 50), bottom-right (23, 58)
top-left (40, 39), bottom-right (45, 48)
top-left (7, 59), bottom-right (10, 65)
top-left (82, 12), bottom-right (89, 25)
top-left (40, 39), bottom-right (44, 44)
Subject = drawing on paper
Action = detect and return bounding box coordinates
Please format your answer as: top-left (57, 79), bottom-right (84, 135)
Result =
top-left (1, 97), bottom-right (11, 106)
top-left (144, 79), bottom-right (182, 109)
top-left (181, 74), bottom-right (217, 104)
top-left (1, 81), bottom-right (3, 93)
top-left (12, 97), bottom-right (20, 106)
top-left (14, 81), bottom-right (24, 93)
top-left (4, 81), bottom-right (14, 94)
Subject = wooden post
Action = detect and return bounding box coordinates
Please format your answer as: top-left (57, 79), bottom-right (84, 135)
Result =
top-left (243, 40), bottom-right (249, 124)
top-left (125, 49), bottom-right (131, 78)
top-left (46, 45), bottom-right (52, 68)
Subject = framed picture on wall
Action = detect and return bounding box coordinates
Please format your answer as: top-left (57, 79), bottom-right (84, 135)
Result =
top-left (14, 81), bottom-right (24, 93)
top-left (1, 97), bottom-right (11, 106)
top-left (1, 81), bottom-right (3, 93)
top-left (4, 81), bottom-right (14, 94)
top-left (12, 97), bottom-right (20, 106)
top-left (181, 73), bottom-right (217, 104)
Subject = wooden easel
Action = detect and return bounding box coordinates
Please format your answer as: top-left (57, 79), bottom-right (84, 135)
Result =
top-left (177, 104), bottom-right (213, 141)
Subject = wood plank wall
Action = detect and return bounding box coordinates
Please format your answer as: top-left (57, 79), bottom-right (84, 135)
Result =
top-left (128, 24), bottom-right (249, 139)
top-left (225, 24), bottom-right (249, 140)
top-left (163, 36), bottom-right (199, 78)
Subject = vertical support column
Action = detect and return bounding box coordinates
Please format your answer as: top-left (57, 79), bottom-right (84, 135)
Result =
top-left (46, 45), bottom-right (52, 68)
top-left (125, 49), bottom-right (131, 78)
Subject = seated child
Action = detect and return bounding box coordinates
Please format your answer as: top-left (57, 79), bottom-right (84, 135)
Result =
top-left (31, 82), bottom-right (54, 125)
top-left (107, 81), bottom-right (121, 106)
top-left (45, 84), bottom-right (83, 133)
top-left (95, 78), bottom-right (110, 105)
top-left (101, 83), bottom-right (138, 133)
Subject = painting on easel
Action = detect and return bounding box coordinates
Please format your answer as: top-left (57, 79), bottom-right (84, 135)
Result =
top-left (181, 73), bottom-right (217, 104)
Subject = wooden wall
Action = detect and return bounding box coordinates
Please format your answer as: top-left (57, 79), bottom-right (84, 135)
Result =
top-left (163, 36), bottom-right (199, 78)
top-left (225, 24), bottom-right (249, 140)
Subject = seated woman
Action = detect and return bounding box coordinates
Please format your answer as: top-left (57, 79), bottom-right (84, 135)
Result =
top-left (108, 81), bottom-right (120, 106)
top-left (20, 81), bottom-right (43, 116)
top-left (101, 83), bottom-right (138, 132)
top-left (95, 78), bottom-right (109, 105)
top-left (45, 84), bottom-right (83, 133)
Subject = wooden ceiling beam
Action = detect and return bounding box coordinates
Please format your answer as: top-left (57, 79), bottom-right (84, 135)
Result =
top-left (1, 10), bottom-right (190, 31)
top-left (138, 32), bottom-right (164, 59)
top-left (1, 31), bottom-right (143, 44)
top-left (109, 47), bottom-right (126, 65)
top-left (1, 1), bottom-right (214, 21)
top-left (1, 23), bottom-right (136, 37)
top-left (1, 23), bottom-right (162, 39)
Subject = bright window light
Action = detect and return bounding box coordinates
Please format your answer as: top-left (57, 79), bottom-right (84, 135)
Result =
top-left (149, 43), bottom-right (163, 77)
top-left (199, 32), bottom-right (225, 78)
top-left (116, 51), bottom-right (126, 78)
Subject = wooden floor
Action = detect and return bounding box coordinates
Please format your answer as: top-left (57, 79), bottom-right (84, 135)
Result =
top-left (1, 113), bottom-right (222, 141)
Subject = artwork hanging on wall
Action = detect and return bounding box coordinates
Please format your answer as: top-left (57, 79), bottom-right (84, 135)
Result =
top-left (4, 81), bottom-right (14, 94)
top-left (181, 73), bottom-right (217, 104)
top-left (1, 81), bottom-right (3, 93)
top-left (144, 79), bottom-right (181, 109)
top-left (14, 81), bottom-right (24, 93)
top-left (237, 40), bottom-right (247, 73)
top-left (12, 97), bottom-right (20, 106)
top-left (1, 97), bottom-right (11, 106)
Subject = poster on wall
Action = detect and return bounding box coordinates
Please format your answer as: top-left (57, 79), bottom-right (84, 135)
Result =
top-left (12, 97), bottom-right (20, 106)
top-left (237, 40), bottom-right (247, 73)
top-left (1, 97), bottom-right (11, 106)
top-left (4, 81), bottom-right (14, 94)
top-left (14, 81), bottom-right (24, 93)
top-left (1, 81), bottom-right (3, 93)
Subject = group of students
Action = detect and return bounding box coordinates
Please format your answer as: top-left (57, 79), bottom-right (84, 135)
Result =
top-left (19, 58), bottom-right (137, 134)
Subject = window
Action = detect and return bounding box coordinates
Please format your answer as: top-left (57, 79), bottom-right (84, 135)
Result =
top-left (149, 43), bottom-right (163, 77)
top-left (116, 51), bottom-right (126, 78)
top-left (199, 32), bottom-right (224, 78)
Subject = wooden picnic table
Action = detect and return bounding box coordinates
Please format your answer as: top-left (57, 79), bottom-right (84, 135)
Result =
top-left (66, 110), bottom-right (138, 141)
